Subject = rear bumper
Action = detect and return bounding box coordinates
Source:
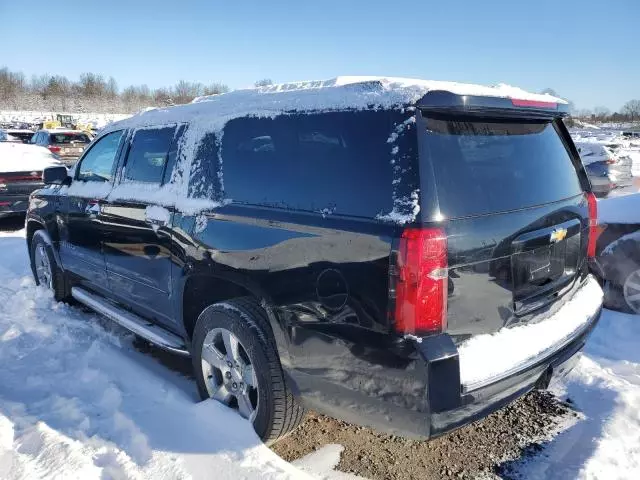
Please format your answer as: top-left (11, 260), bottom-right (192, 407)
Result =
top-left (427, 305), bottom-right (600, 437)
top-left (290, 277), bottom-right (602, 439)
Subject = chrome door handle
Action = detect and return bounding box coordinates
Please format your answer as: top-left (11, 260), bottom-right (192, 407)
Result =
top-left (85, 202), bottom-right (100, 215)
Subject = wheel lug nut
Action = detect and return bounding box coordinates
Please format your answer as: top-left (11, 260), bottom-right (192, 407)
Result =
top-left (225, 371), bottom-right (232, 379)
top-left (226, 361), bottom-right (232, 367)
top-left (232, 382), bottom-right (237, 390)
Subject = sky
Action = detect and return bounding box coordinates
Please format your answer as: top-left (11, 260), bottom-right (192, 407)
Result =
top-left (0, 0), bottom-right (637, 111)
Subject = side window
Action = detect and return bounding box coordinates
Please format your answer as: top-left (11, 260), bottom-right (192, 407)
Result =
top-left (222, 111), bottom-right (401, 218)
top-left (123, 126), bottom-right (175, 184)
top-left (30, 133), bottom-right (38, 144)
top-left (77, 131), bottom-right (124, 182)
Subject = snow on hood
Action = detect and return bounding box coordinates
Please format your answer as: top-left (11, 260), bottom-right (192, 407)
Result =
top-left (0, 142), bottom-right (63, 173)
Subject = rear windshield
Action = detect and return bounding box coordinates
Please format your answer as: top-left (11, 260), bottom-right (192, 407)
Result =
top-left (50, 133), bottom-right (90, 144)
top-left (423, 116), bottom-right (583, 218)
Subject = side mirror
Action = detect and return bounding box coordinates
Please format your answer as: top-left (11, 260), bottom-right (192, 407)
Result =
top-left (42, 165), bottom-right (70, 185)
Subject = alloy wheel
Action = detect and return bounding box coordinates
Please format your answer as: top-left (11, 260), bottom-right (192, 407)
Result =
top-left (623, 269), bottom-right (640, 314)
top-left (201, 327), bottom-right (259, 420)
top-left (34, 244), bottom-right (52, 288)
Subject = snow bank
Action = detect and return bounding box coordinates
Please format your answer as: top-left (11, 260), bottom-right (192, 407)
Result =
top-left (0, 143), bottom-right (63, 172)
top-left (0, 229), bottom-right (357, 480)
top-left (459, 276), bottom-right (603, 388)
top-left (598, 193), bottom-right (640, 224)
top-left (511, 309), bottom-right (640, 479)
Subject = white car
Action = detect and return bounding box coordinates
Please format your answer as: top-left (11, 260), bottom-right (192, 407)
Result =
top-left (0, 142), bottom-right (65, 218)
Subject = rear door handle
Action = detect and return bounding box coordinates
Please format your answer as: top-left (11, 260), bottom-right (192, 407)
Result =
top-left (145, 206), bottom-right (171, 227)
top-left (85, 202), bottom-right (100, 215)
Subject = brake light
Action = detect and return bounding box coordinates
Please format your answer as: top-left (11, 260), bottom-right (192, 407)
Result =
top-left (48, 146), bottom-right (61, 153)
top-left (605, 158), bottom-right (616, 165)
top-left (393, 227), bottom-right (448, 336)
top-left (511, 98), bottom-right (558, 109)
top-left (587, 192), bottom-right (598, 258)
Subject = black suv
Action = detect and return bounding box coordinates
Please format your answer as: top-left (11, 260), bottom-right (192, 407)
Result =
top-left (26, 78), bottom-right (603, 444)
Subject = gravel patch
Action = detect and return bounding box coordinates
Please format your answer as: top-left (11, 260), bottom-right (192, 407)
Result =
top-left (272, 391), bottom-right (578, 479)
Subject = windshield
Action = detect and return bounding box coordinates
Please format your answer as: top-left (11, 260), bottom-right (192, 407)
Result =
top-left (423, 116), bottom-right (583, 219)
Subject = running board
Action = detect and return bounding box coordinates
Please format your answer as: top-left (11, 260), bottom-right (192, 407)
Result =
top-left (71, 287), bottom-right (190, 356)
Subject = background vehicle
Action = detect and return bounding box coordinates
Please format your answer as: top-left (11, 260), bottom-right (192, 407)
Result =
top-left (0, 129), bottom-right (35, 144)
top-left (26, 78), bottom-right (602, 444)
top-left (0, 142), bottom-right (63, 217)
top-left (576, 141), bottom-right (633, 197)
top-left (29, 129), bottom-right (91, 166)
top-left (592, 194), bottom-right (640, 314)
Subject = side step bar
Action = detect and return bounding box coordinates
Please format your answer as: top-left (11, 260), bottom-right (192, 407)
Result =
top-left (71, 287), bottom-right (190, 357)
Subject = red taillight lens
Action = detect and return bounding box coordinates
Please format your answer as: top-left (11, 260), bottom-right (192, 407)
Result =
top-left (587, 192), bottom-right (598, 258)
top-left (48, 146), bottom-right (61, 153)
top-left (394, 227), bottom-right (448, 336)
top-left (511, 98), bottom-right (558, 109)
top-left (605, 158), bottom-right (616, 165)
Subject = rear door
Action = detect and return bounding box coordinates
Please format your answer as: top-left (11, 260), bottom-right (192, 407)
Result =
top-left (418, 113), bottom-right (589, 341)
top-left (100, 125), bottom-right (182, 327)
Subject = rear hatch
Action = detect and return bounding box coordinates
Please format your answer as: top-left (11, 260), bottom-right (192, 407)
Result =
top-left (48, 132), bottom-right (90, 161)
top-left (417, 103), bottom-right (591, 342)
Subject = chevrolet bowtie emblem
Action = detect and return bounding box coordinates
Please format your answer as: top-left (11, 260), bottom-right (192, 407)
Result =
top-left (550, 228), bottom-right (568, 243)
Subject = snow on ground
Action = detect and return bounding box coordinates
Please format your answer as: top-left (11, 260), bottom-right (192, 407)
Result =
top-left (507, 309), bottom-right (640, 479)
top-left (0, 228), bottom-right (345, 480)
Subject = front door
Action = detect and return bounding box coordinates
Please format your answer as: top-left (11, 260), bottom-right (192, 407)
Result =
top-left (59, 130), bottom-right (125, 292)
top-left (100, 125), bottom-right (180, 327)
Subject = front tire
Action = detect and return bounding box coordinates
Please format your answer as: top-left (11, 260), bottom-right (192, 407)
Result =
top-left (192, 297), bottom-right (306, 444)
top-left (30, 230), bottom-right (69, 302)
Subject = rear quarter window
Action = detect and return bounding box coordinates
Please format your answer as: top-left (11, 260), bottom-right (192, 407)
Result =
top-left (220, 109), bottom-right (418, 219)
top-left (423, 116), bottom-right (583, 219)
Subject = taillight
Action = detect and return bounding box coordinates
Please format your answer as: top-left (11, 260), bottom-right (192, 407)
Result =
top-left (48, 146), bottom-right (61, 153)
top-left (587, 192), bottom-right (598, 258)
top-left (393, 227), bottom-right (448, 336)
top-left (605, 158), bottom-right (616, 165)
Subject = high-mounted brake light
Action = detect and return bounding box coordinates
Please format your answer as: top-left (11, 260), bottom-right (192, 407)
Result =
top-left (393, 227), bottom-right (448, 336)
top-left (511, 98), bottom-right (558, 109)
top-left (586, 192), bottom-right (598, 258)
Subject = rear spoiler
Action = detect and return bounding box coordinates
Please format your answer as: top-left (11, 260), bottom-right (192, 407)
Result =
top-left (417, 91), bottom-right (570, 119)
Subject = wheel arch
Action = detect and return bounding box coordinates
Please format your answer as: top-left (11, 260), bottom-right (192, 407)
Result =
top-left (180, 272), bottom-right (292, 365)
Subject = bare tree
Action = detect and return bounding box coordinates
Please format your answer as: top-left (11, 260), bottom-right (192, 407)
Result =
top-left (79, 72), bottom-right (107, 97)
top-left (255, 78), bottom-right (273, 87)
top-left (0, 67), bottom-right (25, 100)
top-left (106, 77), bottom-right (118, 98)
top-left (203, 82), bottom-right (229, 96)
top-left (622, 100), bottom-right (640, 122)
top-left (593, 106), bottom-right (610, 121)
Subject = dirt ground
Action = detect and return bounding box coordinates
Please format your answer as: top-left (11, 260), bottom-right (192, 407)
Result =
top-left (272, 391), bottom-right (576, 479)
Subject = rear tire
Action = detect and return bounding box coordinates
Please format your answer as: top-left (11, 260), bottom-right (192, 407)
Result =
top-left (192, 297), bottom-right (306, 444)
top-left (29, 230), bottom-right (69, 302)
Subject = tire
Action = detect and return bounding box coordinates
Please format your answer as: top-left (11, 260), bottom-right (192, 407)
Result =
top-left (30, 230), bottom-right (69, 302)
top-left (600, 236), bottom-right (640, 314)
top-left (192, 297), bottom-right (306, 444)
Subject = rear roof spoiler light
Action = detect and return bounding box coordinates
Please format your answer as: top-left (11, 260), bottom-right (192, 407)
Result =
top-left (511, 98), bottom-right (558, 109)
top-left (418, 91), bottom-right (569, 117)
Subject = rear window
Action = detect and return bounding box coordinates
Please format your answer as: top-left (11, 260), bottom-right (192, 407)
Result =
top-left (50, 133), bottom-right (90, 144)
top-left (221, 110), bottom-right (417, 218)
top-left (423, 116), bottom-right (583, 219)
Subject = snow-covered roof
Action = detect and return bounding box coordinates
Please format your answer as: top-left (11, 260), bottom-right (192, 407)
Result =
top-left (102, 76), bottom-right (566, 135)
top-left (0, 142), bottom-right (64, 172)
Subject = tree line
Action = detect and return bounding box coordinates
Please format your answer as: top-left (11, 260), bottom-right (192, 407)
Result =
top-left (0, 67), bottom-right (275, 113)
